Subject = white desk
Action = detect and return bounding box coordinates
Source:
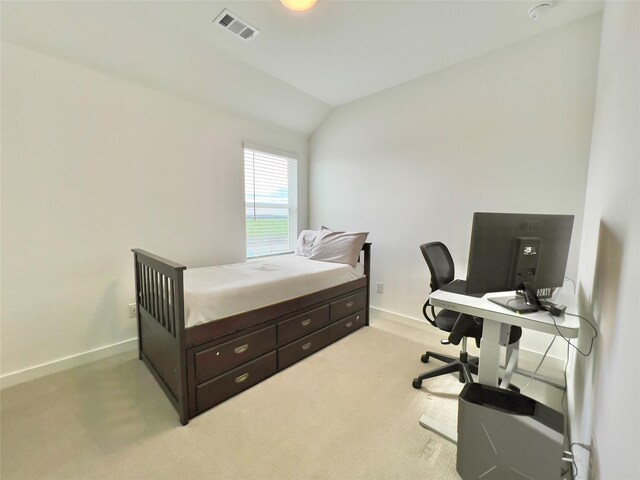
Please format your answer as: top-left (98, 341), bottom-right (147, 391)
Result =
top-left (429, 286), bottom-right (580, 387)
top-left (418, 285), bottom-right (580, 444)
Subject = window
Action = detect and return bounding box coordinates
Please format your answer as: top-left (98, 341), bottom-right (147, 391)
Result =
top-left (244, 145), bottom-right (298, 258)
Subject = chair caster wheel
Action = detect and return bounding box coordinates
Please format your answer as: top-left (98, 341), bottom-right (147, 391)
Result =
top-left (412, 378), bottom-right (422, 389)
top-left (421, 354), bottom-right (429, 363)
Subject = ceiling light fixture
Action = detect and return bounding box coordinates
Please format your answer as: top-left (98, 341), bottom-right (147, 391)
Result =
top-left (280, 0), bottom-right (317, 12)
top-left (527, 3), bottom-right (553, 21)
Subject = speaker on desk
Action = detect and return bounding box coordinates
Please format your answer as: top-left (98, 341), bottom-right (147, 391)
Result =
top-left (457, 383), bottom-right (565, 480)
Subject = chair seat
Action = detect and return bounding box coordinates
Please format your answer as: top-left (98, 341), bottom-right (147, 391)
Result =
top-left (435, 310), bottom-right (482, 338)
top-left (435, 309), bottom-right (522, 344)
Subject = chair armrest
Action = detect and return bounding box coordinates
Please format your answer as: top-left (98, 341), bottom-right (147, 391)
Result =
top-left (422, 299), bottom-right (438, 327)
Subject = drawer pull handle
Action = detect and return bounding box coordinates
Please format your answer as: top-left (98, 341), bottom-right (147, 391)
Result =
top-left (301, 319), bottom-right (312, 327)
top-left (302, 342), bottom-right (312, 350)
top-left (234, 344), bottom-right (248, 354)
top-left (346, 321), bottom-right (353, 328)
top-left (235, 373), bottom-right (249, 384)
top-left (346, 301), bottom-right (354, 308)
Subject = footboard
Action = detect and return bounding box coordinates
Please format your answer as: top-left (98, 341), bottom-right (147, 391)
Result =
top-left (132, 249), bottom-right (189, 425)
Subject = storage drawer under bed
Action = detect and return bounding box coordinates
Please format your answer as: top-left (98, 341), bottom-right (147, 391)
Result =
top-left (278, 326), bottom-right (331, 370)
top-left (330, 310), bottom-right (366, 343)
top-left (277, 305), bottom-right (330, 345)
top-left (194, 325), bottom-right (276, 383)
top-left (195, 351), bottom-right (277, 412)
top-left (330, 290), bottom-right (366, 322)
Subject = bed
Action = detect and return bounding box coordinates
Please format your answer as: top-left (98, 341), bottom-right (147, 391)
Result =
top-left (131, 242), bottom-right (371, 425)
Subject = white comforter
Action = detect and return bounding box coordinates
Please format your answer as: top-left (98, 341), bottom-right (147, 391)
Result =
top-left (184, 254), bottom-right (364, 328)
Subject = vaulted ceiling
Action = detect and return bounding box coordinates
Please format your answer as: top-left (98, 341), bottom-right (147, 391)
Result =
top-left (1, 1), bottom-right (603, 134)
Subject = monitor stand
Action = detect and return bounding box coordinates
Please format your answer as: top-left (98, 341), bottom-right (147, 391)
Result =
top-left (489, 282), bottom-right (541, 314)
top-left (521, 281), bottom-right (542, 308)
top-left (439, 279), bottom-right (485, 298)
top-left (489, 296), bottom-right (539, 314)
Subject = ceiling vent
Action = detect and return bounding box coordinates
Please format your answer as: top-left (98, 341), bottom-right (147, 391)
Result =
top-left (214, 9), bottom-right (259, 42)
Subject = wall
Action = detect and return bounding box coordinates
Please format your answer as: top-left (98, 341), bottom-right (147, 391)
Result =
top-left (309, 15), bottom-right (602, 360)
top-left (0, 1), bottom-right (331, 135)
top-left (0, 42), bottom-right (309, 383)
top-left (569, 2), bottom-right (639, 478)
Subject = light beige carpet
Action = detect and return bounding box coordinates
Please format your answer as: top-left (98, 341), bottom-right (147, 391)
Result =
top-left (0, 313), bottom-right (562, 480)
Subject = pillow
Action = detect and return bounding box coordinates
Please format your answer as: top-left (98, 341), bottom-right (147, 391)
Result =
top-left (294, 230), bottom-right (318, 256)
top-left (308, 229), bottom-right (369, 267)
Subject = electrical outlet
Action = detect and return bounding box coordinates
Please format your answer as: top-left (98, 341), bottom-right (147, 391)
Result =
top-left (376, 282), bottom-right (384, 294)
top-left (128, 303), bottom-right (137, 318)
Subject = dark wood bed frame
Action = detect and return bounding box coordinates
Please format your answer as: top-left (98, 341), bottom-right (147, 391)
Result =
top-left (132, 244), bottom-right (371, 425)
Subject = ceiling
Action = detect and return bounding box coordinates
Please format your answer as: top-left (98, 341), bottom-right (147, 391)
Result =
top-left (1, 1), bottom-right (603, 134)
top-left (148, 0), bottom-right (603, 106)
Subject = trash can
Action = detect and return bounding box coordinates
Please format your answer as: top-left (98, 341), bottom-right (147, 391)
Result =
top-left (457, 383), bottom-right (564, 480)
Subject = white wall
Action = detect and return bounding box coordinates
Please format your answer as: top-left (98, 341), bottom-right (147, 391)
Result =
top-left (0, 1), bottom-right (331, 135)
top-left (0, 42), bottom-right (309, 381)
top-left (309, 15), bottom-right (602, 359)
top-left (569, 2), bottom-right (640, 479)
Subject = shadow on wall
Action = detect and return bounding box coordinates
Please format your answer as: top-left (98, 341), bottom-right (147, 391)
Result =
top-left (590, 220), bottom-right (623, 372)
top-left (572, 220), bottom-right (622, 475)
top-left (74, 280), bottom-right (176, 454)
top-left (93, 280), bottom-right (132, 341)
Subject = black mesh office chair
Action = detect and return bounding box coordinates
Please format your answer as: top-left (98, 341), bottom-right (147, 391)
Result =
top-left (412, 241), bottom-right (522, 389)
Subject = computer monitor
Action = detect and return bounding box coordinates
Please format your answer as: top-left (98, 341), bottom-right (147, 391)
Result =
top-left (465, 212), bottom-right (574, 310)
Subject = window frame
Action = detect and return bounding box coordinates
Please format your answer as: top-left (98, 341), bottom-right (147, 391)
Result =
top-left (243, 143), bottom-right (299, 259)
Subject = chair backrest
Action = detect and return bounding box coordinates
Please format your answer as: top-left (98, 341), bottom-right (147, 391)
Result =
top-left (420, 242), bottom-right (455, 292)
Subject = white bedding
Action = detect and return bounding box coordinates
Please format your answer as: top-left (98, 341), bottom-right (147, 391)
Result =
top-left (184, 254), bottom-right (365, 328)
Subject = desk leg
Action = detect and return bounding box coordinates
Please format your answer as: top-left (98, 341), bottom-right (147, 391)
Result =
top-left (478, 319), bottom-right (510, 386)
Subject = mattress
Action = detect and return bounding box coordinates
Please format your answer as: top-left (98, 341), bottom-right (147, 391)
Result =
top-left (184, 254), bottom-right (365, 328)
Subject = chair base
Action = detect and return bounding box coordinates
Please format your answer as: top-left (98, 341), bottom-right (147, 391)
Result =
top-left (412, 350), bottom-right (477, 388)
top-left (412, 350), bottom-right (519, 392)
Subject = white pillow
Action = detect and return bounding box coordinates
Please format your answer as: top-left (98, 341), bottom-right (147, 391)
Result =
top-left (294, 230), bottom-right (318, 256)
top-left (308, 229), bottom-right (369, 267)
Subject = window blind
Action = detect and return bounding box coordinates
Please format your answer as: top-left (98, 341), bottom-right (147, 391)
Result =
top-left (244, 146), bottom-right (298, 258)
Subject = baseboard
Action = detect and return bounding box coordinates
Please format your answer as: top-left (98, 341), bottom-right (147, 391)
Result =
top-left (371, 306), bottom-right (424, 327)
top-left (370, 306), bottom-right (566, 374)
top-left (0, 338), bottom-right (137, 390)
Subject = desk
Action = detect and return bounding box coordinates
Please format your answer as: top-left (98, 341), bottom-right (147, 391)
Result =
top-left (418, 286), bottom-right (580, 443)
top-left (429, 286), bottom-right (580, 387)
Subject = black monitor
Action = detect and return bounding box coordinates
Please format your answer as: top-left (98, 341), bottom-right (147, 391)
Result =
top-left (465, 212), bottom-right (574, 311)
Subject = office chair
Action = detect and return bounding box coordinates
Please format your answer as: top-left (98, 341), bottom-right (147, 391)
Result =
top-left (412, 241), bottom-right (522, 389)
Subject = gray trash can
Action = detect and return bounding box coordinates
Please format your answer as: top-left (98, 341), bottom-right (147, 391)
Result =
top-left (457, 383), bottom-right (564, 480)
